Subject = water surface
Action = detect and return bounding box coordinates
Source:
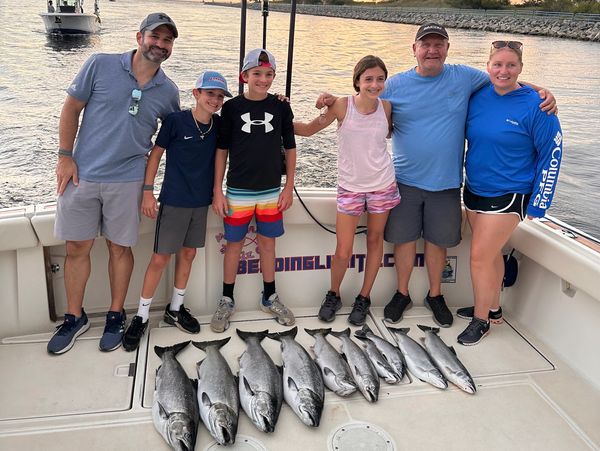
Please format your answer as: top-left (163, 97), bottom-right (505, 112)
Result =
top-left (0, 0), bottom-right (599, 238)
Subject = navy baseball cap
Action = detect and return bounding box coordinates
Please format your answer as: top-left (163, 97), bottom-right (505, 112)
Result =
top-left (195, 71), bottom-right (232, 97)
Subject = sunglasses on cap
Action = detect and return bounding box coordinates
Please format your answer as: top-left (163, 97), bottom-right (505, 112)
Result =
top-left (491, 41), bottom-right (523, 51)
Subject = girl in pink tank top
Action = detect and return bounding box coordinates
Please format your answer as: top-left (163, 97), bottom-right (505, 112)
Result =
top-left (294, 55), bottom-right (400, 325)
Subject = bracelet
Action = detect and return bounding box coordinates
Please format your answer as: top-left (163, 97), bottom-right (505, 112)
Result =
top-left (58, 148), bottom-right (73, 157)
top-left (142, 184), bottom-right (154, 191)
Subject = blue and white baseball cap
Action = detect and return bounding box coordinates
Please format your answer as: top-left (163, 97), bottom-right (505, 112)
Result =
top-left (195, 71), bottom-right (232, 97)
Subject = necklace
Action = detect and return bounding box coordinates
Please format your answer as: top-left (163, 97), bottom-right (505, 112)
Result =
top-left (192, 111), bottom-right (213, 140)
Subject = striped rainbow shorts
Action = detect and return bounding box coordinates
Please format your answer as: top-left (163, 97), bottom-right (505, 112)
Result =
top-left (337, 181), bottom-right (401, 216)
top-left (224, 186), bottom-right (284, 242)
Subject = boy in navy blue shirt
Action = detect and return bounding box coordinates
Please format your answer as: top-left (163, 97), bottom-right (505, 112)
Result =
top-left (122, 71), bottom-right (232, 351)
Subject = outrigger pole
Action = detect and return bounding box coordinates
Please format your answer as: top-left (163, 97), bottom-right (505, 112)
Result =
top-left (285, 0), bottom-right (297, 99)
top-left (262, 0), bottom-right (269, 49)
top-left (238, 0), bottom-right (297, 98)
top-left (238, 0), bottom-right (247, 95)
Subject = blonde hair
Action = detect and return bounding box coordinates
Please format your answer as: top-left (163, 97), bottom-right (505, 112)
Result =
top-left (489, 46), bottom-right (523, 65)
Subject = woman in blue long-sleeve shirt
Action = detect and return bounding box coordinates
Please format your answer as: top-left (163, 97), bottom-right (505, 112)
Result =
top-left (457, 40), bottom-right (563, 345)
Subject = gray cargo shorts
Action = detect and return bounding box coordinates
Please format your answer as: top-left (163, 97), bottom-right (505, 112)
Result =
top-left (54, 180), bottom-right (143, 247)
top-left (153, 204), bottom-right (208, 254)
top-left (384, 182), bottom-right (462, 248)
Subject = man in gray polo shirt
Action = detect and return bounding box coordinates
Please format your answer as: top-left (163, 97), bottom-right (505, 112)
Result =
top-left (48, 13), bottom-right (180, 355)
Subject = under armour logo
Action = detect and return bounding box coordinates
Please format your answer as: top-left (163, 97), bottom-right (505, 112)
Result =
top-left (241, 112), bottom-right (273, 134)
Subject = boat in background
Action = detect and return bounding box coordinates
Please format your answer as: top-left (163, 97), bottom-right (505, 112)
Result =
top-left (40, 0), bottom-right (100, 35)
top-left (0, 189), bottom-right (599, 450)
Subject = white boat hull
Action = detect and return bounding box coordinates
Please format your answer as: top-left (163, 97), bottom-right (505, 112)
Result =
top-left (40, 12), bottom-right (100, 34)
top-left (0, 189), bottom-right (599, 450)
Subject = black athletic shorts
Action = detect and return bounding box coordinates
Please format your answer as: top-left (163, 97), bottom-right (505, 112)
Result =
top-left (463, 186), bottom-right (531, 221)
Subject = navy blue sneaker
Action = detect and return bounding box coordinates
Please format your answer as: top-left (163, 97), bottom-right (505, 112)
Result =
top-left (47, 309), bottom-right (90, 355)
top-left (457, 317), bottom-right (490, 346)
top-left (99, 310), bottom-right (126, 352)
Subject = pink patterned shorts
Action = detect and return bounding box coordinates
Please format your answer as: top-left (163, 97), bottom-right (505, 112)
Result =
top-left (337, 181), bottom-right (401, 216)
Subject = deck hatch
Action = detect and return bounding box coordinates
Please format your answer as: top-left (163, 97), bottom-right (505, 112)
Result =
top-left (0, 330), bottom-right (136, 420)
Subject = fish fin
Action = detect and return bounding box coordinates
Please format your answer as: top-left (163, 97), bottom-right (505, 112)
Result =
top-left (242, 376), bottom-right (255, 396)
top-left (330, 328), bottom-right (351, 338)
top-left (304, 327), bottom-right (331, 337)
top-left (236, 329), bottom-right (269, 342)
top-left (192, 337), bottom-right (231, 351)
top-left (201, 391), bottom-right (212, 407)
top-left (287, 376), bottom-right (299, 392)
top-left (323, 367), bottom-right (334, 377)
top-left (449, 346), bottom-right (457, 355)
top-left (267, 326), bottom-right (298, 341)
top-left (157, 401), bottom-right (169, 420)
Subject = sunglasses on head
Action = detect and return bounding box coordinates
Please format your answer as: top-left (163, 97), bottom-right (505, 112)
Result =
top-left (128, 89), bottom-right (142, 116)
top-left (491, 41), bottom-right (523, 51)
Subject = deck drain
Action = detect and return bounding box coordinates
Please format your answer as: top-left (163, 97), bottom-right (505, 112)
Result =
top-left (206, 435), bottom-right (267, 451)
top-left (330, 422), bottom-right (395, 450)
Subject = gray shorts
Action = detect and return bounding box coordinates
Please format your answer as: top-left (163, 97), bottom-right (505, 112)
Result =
top-left (384, 183), bottom-right (462, 248)
top-left (55, 180), bottom-right (143, 246)
top-left (154, 204), bottom-right (208, 254)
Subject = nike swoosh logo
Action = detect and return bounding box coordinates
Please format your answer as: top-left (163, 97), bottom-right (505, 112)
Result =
top-left (141, 302), bottom-right (151, 307)
top-left (184, 136), bottom-right (193, 140)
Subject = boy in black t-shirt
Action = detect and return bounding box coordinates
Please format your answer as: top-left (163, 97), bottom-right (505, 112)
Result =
top-left (211, 49), bottom-right (297, 333)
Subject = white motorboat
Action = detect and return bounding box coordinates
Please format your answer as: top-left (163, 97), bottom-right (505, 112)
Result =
top-left (40, 0), bottom-right (100, 35)
top-left (0, 189), bottom-right (599, 450)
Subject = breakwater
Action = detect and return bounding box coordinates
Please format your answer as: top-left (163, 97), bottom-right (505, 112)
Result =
top-left (208, 3), bottom-right (600, 42)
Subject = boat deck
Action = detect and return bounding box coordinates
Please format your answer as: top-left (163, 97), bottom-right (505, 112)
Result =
top-left (1, 307), bottom-right (599, 450)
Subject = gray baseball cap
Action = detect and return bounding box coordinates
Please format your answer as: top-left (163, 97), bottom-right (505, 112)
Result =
top-left (241, 48), bottom-right (276, 72)
top-left (139, 12), bottom-right (178, 38)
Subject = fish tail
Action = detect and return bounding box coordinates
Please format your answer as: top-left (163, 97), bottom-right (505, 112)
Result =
top-left (354, 324), bottom-right (374, 339)
top-left (417, 324), bottom-right (439, 334)
top-left (387, 327), bottom-right (410, 335)
top-left (267, 326), bottom-right (298, 341)
top-left (154, 340), bottom-right (190, 358)
top-left (192, 336), bottom-right (231, 351)
top-left (236, 329), bottom-right (269, 342)
top-left (330, 328), bottom-right (351, 338)
top-left (304, 327), bottom-right (332, 337)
